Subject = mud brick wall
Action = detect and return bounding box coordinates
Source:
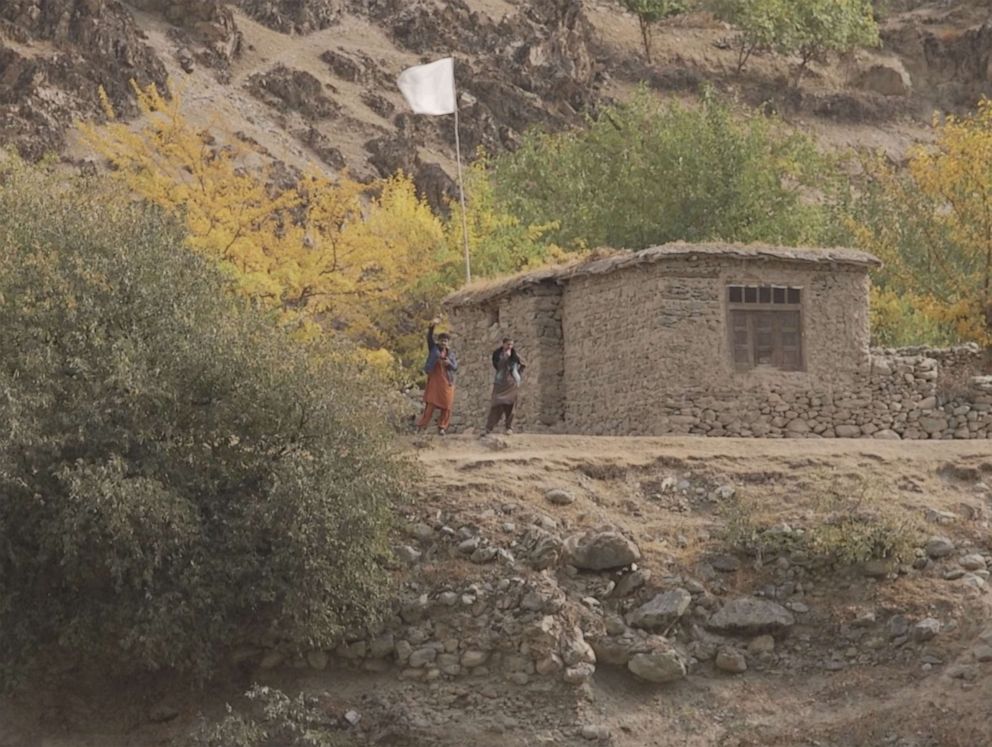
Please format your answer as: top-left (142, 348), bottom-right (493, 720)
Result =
top-left (446, 257), bottom-right (992, 440)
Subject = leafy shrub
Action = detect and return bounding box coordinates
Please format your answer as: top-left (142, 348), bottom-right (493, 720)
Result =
top-left (719, 473), bottom-right (918, 568)
top-left (489, 90), bottom-right (833, 252)
top-left (190, 686), bottom-right (344, 747)
top-left (0, 158), bottom-right (405, 685)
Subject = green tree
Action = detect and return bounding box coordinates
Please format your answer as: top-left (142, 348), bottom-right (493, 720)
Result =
top-left (489, 90), bottom-right (834, 252)
top-left (0, 157), bottom-right (406, 685)
top-left (708, 0), bottom-right (792, 73)
top-left (619, 0), bottom-right (688, 63)
top-left (786, 0), bottom-right (879, 82)
top-left (709, 0), bottom-right (879, 80)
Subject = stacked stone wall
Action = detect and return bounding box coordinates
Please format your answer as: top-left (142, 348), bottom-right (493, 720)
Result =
top-left (445, 259), bottom-right (992, 439)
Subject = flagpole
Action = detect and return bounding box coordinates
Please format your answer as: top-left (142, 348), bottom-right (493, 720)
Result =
top-left (453, 95), bottom-right (472, 284)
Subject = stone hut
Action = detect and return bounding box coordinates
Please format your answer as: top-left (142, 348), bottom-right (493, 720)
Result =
top-left (444, 242), bottom-right (883, 436)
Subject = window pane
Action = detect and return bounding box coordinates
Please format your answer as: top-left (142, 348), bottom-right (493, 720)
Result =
top-left (729, 286), bottom-right (742, 303)
top-left (787, 287), bottom-right (801, 304)
top-left (773, 287), bottom-right (786, 304)
top-left (744, 286), bottom-right (758, 303)
top-left (758, 286), bottom-right (772, 303)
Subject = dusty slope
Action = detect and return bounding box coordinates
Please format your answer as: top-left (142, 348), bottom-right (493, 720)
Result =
top-left (3, 434), bottom-right (991, 747)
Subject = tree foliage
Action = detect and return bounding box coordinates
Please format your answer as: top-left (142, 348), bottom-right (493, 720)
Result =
top-left (618, 0), bottom-right (688, 63)
top-left (80, 83), bottom-right (445, 367)
top-left (489, 90), bottom-right (832, 252)
top-left (709, 0), bottom-right (879, 78)
top-left (0, 158), bottom-right (406, 684)
top-left (847, 100), bottom-right (992, 346)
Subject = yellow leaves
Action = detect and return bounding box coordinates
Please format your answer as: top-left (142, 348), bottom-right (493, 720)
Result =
top-left (80, 81), bottom-right (448, 366)
top-left (852, 98), bottom-right (992, 346)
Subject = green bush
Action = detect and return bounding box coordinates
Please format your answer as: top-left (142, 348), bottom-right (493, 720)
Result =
top-left (0, 158), bottom-right (405, 685)
top-left (489, 90), bottom-right (834, 252)
top-left (719, 473), bottom-right (918, 568)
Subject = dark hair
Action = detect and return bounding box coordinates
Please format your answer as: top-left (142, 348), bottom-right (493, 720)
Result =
top-left (438, 333), bottom-right (450, 343)
top-left (502, 337), bottom-right (512, 344)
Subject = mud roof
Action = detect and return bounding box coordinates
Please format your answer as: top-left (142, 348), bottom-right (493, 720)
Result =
top-left (443, 241), bottom-right (881, 308)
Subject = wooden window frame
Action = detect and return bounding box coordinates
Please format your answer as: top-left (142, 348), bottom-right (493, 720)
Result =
top-left (727, 285), bottom-right (805, 372)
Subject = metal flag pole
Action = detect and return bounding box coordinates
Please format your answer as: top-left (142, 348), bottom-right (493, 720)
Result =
top-left (452, 86), bottom-right (472, 284)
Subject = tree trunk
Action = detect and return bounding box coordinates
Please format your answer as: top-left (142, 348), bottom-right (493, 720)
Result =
top-left (639, 17), bottom-right (653, 64)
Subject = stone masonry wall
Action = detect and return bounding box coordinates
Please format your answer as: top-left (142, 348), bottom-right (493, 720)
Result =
top-left (446, 260), bottom-right (992, 439)
top-left (560, 257), bottom-right (871, 435)
top-left (447, 285), bottom-right (563, 433)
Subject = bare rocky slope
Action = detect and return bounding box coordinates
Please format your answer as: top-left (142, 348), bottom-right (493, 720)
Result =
top-left (2, 1), bottom-right (992, 211)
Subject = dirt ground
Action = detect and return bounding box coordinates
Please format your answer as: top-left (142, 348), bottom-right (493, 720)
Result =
top-left (3, 434), bottom-right (991, 747)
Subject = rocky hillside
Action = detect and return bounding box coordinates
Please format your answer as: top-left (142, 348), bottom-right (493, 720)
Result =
top-left (2, 0), bottom-right (992, 211)
top-left (3, 434), bottom-right (992, 746)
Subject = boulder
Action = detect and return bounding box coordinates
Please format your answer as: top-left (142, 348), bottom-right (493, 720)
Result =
top-left (925, 536), bottom-right (955, 559)
top-left (707, 597), bottom-right (795, 636)
top-left (627, 589), bottom-right (692, 630)
top-left (545, 488), bottom-right (576, 506)
top-left (627, 648), bottom-right (687, 684)
top-left (714, 647), bottom-right (747, 674)
top-left (959, 553), bottom-right (987, 571)
top-left (854, 61), bottom-right (912, 97)
top-left (563, 528), bottom-right (640, 571)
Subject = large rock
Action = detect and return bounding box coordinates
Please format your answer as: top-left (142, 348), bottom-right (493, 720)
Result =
top-left (563, 528), bottom-right (640, 571)
top-left (925, 536), bottom-right (955, 559)
top-left (707, 597), bottom-right (795, 636)
top-left (627, 648), bottom-right (687, 684)
top-left (854, 61), bottom-right (912, 97)
top-left (627, 589), bottom-right (691, 630)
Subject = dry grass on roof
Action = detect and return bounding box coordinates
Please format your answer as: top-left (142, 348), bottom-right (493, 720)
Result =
top-left (444, 241), bottom-right (881, 309)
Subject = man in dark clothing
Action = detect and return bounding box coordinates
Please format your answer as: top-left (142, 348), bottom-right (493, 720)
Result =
top-left (483, 338), bottom-right (524, 435)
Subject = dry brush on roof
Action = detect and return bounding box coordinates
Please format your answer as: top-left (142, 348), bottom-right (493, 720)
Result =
top-left (443, 242), bottom-right (882, 308)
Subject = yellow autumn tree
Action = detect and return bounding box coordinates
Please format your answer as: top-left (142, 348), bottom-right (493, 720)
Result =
top-left (850, 99), bottom-right (992, 346)
top-left (80, 81), bottom-right (444, 366)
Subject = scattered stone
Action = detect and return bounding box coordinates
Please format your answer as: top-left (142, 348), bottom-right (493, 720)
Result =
top-left (747, 635), bottom-right (775, 655)
top-left (580, 725), bottom-right (611, 741)
top-left (563, 663), bottom-right (596, 685)
top-left (520, 526), bottom-right (562, 570)
top-left (924, 507), bottom-right (957, 525)
top-left (710, 554), bottom-right (741, 573)
top-left (306, 650), bottom-right (329, 670)
top-left (458, 537), bottom-right (480, 554)
top-left (912, 618), bottom-right (941, 642)
top-left (343, 710), bottom-right (362, 727)
top-left (959, 553), bottom-right (987, 571)
top-left (627, 589), bottom-right (692, 630)
top-left (408, 647), bottom-right (438, 668)
top-left (627, 648), bottom-right (687, 684)
top-left (409, 523), bottom-right (435, 542)
top-left (461, 650), bottom-right (489, 668)
top-left (854, 61), bottom-right (912, 97)
top-left (471, 547), bottom-right (498, 564)
top-left (715, 648), bottom-right (747, 674)
top-left (925, 536), bottom-right (956, 559)
top-left (708, 597), bottom-right (795, 636)
top-left (862, 558), bottom-right (896, 578)
top-left (394, 544), bottom-right (422, 564)
top-left (973, 644), bottom-right (992, 663)
top-left (563, 528), bottom-right (641, 571)
top-left (546, 488), bottom-right (575, 506)
top-left (149, 701), bottom-right (180, 724)
top-left (612, 568), bottom-right (650, 597)
top-left (887, 615), bottom-right (909, 639)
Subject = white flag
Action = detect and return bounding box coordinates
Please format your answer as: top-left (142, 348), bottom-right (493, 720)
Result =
top-left (397, 58), bottom-right (456, 116)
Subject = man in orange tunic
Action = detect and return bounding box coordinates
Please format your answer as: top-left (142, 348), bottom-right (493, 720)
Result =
top-left (416, 318), bottom-right (458, 435)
